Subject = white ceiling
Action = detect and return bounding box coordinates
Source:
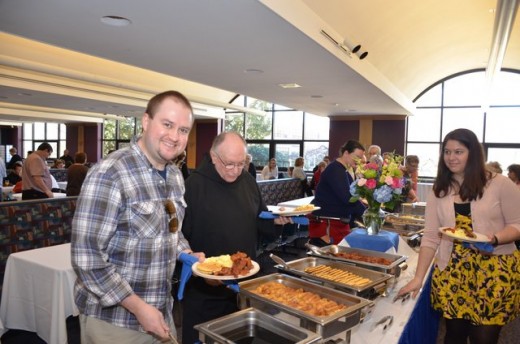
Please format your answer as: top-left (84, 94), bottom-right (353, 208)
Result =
top-left (0, 0), bottom-right (518, 124)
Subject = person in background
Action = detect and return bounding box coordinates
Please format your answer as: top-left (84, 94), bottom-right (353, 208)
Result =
top-left (6, 161), bottom-right (23, 185)
top-left (402, 155), bottom-right (419, 202)
top-left (312, 155), bottom-right (330, 172)
top-left (261, 157), bottom-right (278, 180)
top-left (52, 159), bottom-right (66, 169)
top-left (310, 160), bottom-right (327, 193)
top-left (293, 157), bottom-right (312, 196)
top-left (66, 152), bottom-right (89, 196)
top-left (367, 145), bottom-right (383, 166)
top-left (309, 140), bottom-right (366, 246)
top-left (398, 128), bottom-right (520, 344)
top-left (0, 156), bottom-right (6, 186)
top-left (245, 153), bottom-right (256, 178)
top-left (181, 131), bottom-right (291, 344)
top-left (71, 90), bottom-right (204, 343)
top-left (485, 161), bottom-right (502, 174)
top-left (287, 166), bottom-right (294, 177)
top-left (21, 143), bottom-right (54, 200)
top-left (507, 164), bottom-right (520, 187)
top-left (60, 149), bottom-right (75, 168)
top-left (6, 147), bottom-right (23, 170)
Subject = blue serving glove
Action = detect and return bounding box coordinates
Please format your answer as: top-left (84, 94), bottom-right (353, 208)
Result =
top-left (259, 211), bottom-right (310, 225)
top-left (462, 241), bottom-right (494, 254)
top-left (223, 280), bottom-right (240, 293)
top-left (177, 252), bottom-right (199, 301)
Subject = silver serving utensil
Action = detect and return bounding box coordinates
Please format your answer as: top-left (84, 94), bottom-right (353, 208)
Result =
top-left (328, 244), bottom-right (340, 254)
top-left (370, 315), bottom-right (393, 331)
top-left (269, 253), bottom-right (289, 269)
top-left (393, 292), bottom-right (411, 303)
top-left (305, 242), bottom-right (325, 255)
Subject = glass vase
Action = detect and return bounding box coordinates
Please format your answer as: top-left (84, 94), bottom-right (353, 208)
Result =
top-left (362, 206), bottom-right (386, 235)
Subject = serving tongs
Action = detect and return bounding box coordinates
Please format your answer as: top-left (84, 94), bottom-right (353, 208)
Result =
top-left (392, 292), bottom-right (411, 303)
top-left (269, 253), bottom-right (289, 269)
top-left (305, 242), bottom-right (339, 256)
top-left (370, 315), bottom-right (394, 331)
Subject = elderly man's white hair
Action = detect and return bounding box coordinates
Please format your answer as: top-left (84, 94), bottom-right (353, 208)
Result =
top-left (368, 145), bottom-right (381, 156)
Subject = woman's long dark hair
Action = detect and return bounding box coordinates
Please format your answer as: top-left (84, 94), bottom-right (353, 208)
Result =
top-left (433, 128), bottom-right (490, 201)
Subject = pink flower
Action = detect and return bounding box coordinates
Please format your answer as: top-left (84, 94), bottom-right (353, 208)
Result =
top-left (365, 179), bottom-right (377, 189)
top-left (366, 162), bottom-right (379, 170)
top-left (357, 178), bottom-right (367, 187)
top-left (392, 177), bottom-right (403, 188)
top-left (384, 176), bottom-right (394, 186)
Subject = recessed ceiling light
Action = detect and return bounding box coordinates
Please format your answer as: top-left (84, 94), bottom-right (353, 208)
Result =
top-left (17, 92), bottom-right (32, 96)
top-left (310, 95), bottom-right (323, 98)
top-left (244, 69), bottom-right (264, 74)
top-left (101, 15), bottom-right (132, 27)
top-left (278, 83), bottom-right (302, 89)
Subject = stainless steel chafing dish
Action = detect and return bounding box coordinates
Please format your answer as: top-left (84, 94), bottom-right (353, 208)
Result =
top-left (274, 257), bottom-right (393, 299)
top-left (307, 245), bottom-right (408, 277)
top-left (195, 307), bottom-right (322, 344)
top-left (238, 273), bottom-right (373, 343)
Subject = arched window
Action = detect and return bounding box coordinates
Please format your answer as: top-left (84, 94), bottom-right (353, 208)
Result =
top-left (406, 70), bottom-right (520, 179)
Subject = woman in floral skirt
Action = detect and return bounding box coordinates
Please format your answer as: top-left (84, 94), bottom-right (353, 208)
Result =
top-left (398, 128), bottom-right (520, 344)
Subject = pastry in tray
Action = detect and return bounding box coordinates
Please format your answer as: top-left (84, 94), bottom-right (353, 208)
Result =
top-left (252, 281), bottom-right (347, 317)
top-left (304, 265), bottom-right (372, 287)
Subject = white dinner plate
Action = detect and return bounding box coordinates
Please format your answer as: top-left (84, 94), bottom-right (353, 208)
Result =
top-left (270, 206), bottom-right (320, 216)
top-left (192, 261), bottom-right (260, 280)
top-left (439, 227), bottom-right (490, 243)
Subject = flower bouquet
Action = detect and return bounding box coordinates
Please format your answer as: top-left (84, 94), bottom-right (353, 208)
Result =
top-left (349, 154), bottom-right (405, 235)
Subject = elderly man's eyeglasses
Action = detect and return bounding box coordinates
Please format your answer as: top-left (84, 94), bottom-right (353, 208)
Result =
top-left (214, 151), bottom-right (246, 170)
top-left (164, 200), bottom-right (178, 233)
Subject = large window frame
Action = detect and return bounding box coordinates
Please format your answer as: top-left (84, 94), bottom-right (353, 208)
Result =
top-left (225, 96), bottom-right (329, 172)
top-left (407, 69), bottom-right (520, 179)
top-left (22, 122), bottom-right (67, 160)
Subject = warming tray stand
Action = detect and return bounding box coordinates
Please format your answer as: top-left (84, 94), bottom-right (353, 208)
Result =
top-left (238, 273), bottom-right (373, 343)
top-left (274, 256), bottom-right (394, 300)
top-left (307, 245), bottom-right (408, 277)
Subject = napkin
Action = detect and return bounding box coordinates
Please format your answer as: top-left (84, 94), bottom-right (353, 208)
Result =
top-left (462, 241), bottom-right (494, 254)
top-left (259, 211), bottom-right (310, 225)
top-left (177, 252), bottom-right (199, 301)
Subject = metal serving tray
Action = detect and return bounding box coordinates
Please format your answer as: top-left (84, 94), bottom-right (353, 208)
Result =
top-left (238, 273), bottom-right (373, 341)
top-left (195, 307), bottom-right (321, 344)
top-left (307, 245), bottom-right (408, 277)
top-left (274, 257), bottom-right (393, 299)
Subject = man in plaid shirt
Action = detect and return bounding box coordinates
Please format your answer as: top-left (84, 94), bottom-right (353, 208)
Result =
top-left (72, 90), bottom-right (203, 343)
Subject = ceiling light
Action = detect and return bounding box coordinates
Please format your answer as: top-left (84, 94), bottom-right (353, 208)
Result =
top-left (101, 16), bottom-right (132, 27)
top-left (17, 92), bottom-right (32, 96)
top-left (311, 95), bottom-right (323, 98)
top-left (278, 83), bottom-right (301, 89)
top-left (244, 68), bottom-right (264, 74)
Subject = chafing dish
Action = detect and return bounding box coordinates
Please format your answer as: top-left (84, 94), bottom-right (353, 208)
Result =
top-left (195, 307), bottom-right (321, 344)
top-left (238, 273), bottom-right (372, 342)
top-left (307, 245), bottom-right (408, 277)
top-left (274, 257), bottom-right (393, 299)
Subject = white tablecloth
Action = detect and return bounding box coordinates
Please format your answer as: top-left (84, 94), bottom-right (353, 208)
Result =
top-left (11, 192), bottom-right (67, 201)
top-left (0, 244), bottom-right (78, 344)
top-left (57, 181), bottom-right (67, 190)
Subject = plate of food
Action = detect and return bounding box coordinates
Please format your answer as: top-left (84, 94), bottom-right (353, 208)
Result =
top-left (270, 204), bottom-right (320, 216)
top-left (192, 252), bottom-right (260, 280)
top-left (439, 227), bottom-right (490, 243)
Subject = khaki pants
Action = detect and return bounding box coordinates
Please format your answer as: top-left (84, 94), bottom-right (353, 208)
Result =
top-left (79, 314), bottom-right (175, 344)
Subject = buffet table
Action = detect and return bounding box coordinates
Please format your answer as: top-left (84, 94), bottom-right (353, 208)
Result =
top-left (0, 244), bottom-right (78, 344)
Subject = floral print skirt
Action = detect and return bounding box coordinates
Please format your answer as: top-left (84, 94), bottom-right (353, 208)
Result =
top-left (431, 243), bottom-right (520, 325)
